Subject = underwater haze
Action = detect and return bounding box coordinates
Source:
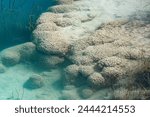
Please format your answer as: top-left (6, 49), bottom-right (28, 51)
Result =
top-left (0, 0), bottom-right (62, 100)
top-left (0, 0), bottom-right (56, 50)
top-left (0, 0), bottom-right (150, 100)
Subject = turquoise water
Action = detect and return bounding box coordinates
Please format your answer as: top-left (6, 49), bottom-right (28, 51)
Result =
top-left (0, 0), bottom-right (64, 100)
top-left (0, 0), bottom-right (56, 50)
top-left (0, 0), bottom-right (149, 100)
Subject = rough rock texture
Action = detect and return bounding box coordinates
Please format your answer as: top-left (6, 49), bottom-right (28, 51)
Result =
top-left (33, 0), bottom-right (150, 58)
top-left (64, 64), bottom-right (79, 85)
top-left (78, 65), bottom-right (95, 77)
top-left (33, 31), bottom-right (69, 55)
top-left (32, 0), bottom-right (150, 99)
top-left (65, 20), bottom-right (150, 90)
top-left (33, 11), bottom-right (70, 56)
top-left (87, 72), bottom-right (106, 88)
top-left (113, 88), bottom-right (150, 100)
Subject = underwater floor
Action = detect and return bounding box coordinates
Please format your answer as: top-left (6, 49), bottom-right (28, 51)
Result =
top-left (0, 63), bottom-right (63, 100)
top-left (0, 0), bottom-right (150, 100)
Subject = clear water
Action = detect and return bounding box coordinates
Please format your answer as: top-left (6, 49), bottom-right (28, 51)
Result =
top-left (0, 0), bottom-right (57, 50)
top-left (0, 0), bottom-right (63, 100)
top-left (0, 64), bottom-right (63, 100)
top-left (0, 0), bottom-right (149, 100)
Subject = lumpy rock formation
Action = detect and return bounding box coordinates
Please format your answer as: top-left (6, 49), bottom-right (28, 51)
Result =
top-left (0, 0), bottom-right (149, 100)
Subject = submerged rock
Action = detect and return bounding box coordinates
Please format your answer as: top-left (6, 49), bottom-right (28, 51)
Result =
top-left (80, 88), bottom-right (94, 99)
top-left (33, 31), bottom-right (69, 55)
top-left (64, 64), bottom-right (79, 85)
top-left (64, 20), bottom-right (150, 92)
top-left (24, 74), bottom-right (44, 89)
top-left (87, 72), bottom-right (106, 89)
top-left (0, 42), bottom-right (36, 67)
top-left (37, 55), bottom-right (64, 68)
top-left (78, 65), bottom-right (95, 77)
top-left (1, 50), bottom-right (20, 67)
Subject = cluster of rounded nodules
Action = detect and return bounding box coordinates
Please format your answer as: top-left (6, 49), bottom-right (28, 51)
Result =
top-left (0, 0), bottom-right (150, 98)
top-left (65, 20), bottom-right (150, 88)
top-left (32, 0), bottom-right (98, 56)
top-left (61, 20), bottom-right (150, 99)
top-left (32, 0), bottom-right (75, 55)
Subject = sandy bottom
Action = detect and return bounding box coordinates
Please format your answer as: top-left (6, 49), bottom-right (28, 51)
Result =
top-left (0, 63), bottom-right (63, 100)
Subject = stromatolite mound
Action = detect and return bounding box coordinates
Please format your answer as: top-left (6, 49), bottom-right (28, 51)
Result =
top-left (0, 42), bottom-right (37, 67)
top-left (0, 50), bottom-right (20, 67)
top-left (64, 20), bottom-right (150, 92)
top-left (33, 31), bottom-right (69, 55)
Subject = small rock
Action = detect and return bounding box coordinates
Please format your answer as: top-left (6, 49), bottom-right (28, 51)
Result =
top-left (23, 74), bottom-right (44, 89)
top-left (1, 51), bottom-right (20, 67)
top-left (80, 88), bottom-right (94, 99)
